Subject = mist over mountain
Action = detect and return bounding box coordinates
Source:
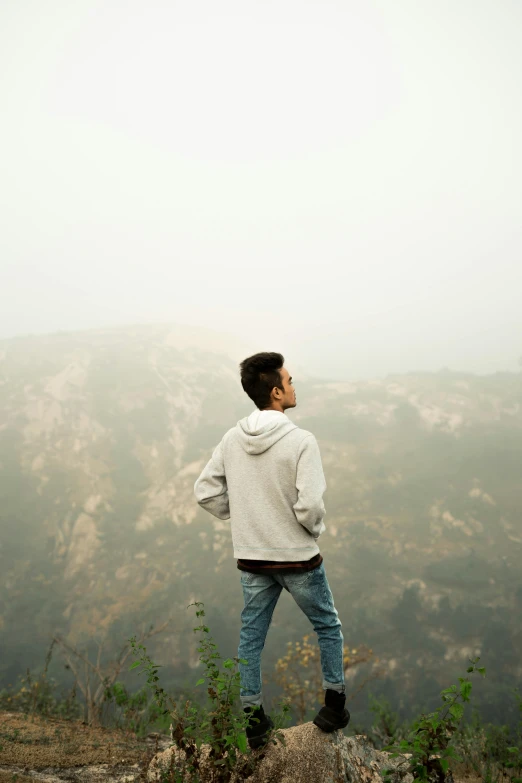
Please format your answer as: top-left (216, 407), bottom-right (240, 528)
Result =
top-left (1, 323), bottom-right (521, 729)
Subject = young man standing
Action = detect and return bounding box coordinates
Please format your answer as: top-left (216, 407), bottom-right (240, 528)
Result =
top-left (194, 352), bottom-right (350, 748)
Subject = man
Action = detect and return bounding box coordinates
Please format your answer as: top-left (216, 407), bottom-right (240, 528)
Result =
top-left (194, 351), bottom-right (350, 748)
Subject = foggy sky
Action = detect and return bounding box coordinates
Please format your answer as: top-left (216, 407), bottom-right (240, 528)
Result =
top-left (1, 0), bottom-right (521, 381)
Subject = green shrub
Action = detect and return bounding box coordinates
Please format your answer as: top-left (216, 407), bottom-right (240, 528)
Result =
top-left (453, 691), bottom-right (522, 783)
top-left (128, 600), bottom-right (291, 782)
top-left (380, 657), bottom-right (486, 783)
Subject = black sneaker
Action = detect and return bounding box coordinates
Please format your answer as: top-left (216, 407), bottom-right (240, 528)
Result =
top-left (313, 688), bottom-right (351, 733)
top-left (244, 705), bottom-right (274, 749)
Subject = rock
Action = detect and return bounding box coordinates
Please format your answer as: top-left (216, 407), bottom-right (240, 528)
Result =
top-left (148, 723), bottom-right (416, 783)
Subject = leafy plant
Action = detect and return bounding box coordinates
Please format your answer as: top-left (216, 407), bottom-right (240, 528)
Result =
top-left (365, 693), bottom-right (411, 749)
top-left (128, 600), bottom-right (291, 782)
top-left (102, 680), bottom-right (164, 737)
top-left (380, 656), bottom-right (486, 783)
top-left (453, 693), bottom-right (522, 783)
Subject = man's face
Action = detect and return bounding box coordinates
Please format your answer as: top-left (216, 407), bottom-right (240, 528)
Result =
top-left (275, 366), bottom-right (296, 408)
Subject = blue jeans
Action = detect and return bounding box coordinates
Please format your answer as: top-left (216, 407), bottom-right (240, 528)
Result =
top-left (237, 561), bottom-right (345, 709)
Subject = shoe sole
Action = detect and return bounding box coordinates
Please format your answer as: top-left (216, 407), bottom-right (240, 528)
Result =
top-left (313, 705), bottom-right (351, 732)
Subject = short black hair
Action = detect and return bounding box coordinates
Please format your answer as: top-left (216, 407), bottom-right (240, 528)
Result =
top-left (239, 352), bottom-right (285, 410)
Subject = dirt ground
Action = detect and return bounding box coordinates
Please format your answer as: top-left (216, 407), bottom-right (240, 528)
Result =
top-left (0, 709), bottom-right (486, 783)
top-left (0, 709), bottom-right (168, 782)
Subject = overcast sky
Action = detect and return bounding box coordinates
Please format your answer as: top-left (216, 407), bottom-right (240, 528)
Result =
top-left (1, 0), bottom-right (521, 381)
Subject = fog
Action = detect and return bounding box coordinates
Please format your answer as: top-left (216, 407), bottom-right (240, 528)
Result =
top-left (1, 0), bottom-right (521, 381)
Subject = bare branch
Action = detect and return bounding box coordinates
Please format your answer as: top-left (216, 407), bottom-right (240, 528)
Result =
top-left (51, 616), bottom-right (172, 725)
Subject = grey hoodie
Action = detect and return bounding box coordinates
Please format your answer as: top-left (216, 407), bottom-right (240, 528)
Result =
top-left (194, 409), bottom-right (327, 561)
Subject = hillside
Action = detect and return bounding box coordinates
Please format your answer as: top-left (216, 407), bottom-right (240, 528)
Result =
top-left (1, 324), bottom-right (521, 729)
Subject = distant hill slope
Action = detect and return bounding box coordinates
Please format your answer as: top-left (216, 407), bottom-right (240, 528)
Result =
top-left (1, 324), bottom-right (521, 727)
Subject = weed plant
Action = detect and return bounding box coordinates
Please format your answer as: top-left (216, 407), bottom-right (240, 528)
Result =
top-left (127, 600), bottom-right (291, 782)
top-left (377, 658), bottom-right (521, 783)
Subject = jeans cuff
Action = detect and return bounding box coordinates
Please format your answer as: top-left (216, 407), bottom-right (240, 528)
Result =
top-left (240, 692), bottom-right (263, 709)
top-left (323, 680), bottom-right (345, 693)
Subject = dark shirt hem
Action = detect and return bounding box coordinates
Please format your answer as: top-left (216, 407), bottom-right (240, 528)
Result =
top-left (237, 552), bottom-right (323, 575)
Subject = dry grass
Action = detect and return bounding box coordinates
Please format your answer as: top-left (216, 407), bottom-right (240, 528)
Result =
top-left (0, 709), bottom-right (155, 772)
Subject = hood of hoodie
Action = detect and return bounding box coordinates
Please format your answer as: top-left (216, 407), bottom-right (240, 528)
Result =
top-left (236, 409), bottom-right (298, 455)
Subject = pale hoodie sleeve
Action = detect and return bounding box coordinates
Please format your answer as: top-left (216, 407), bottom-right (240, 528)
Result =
top-left (292, 435), bottom-right (327, 539)
top-left (194, 440), bottom-right (231, 520)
